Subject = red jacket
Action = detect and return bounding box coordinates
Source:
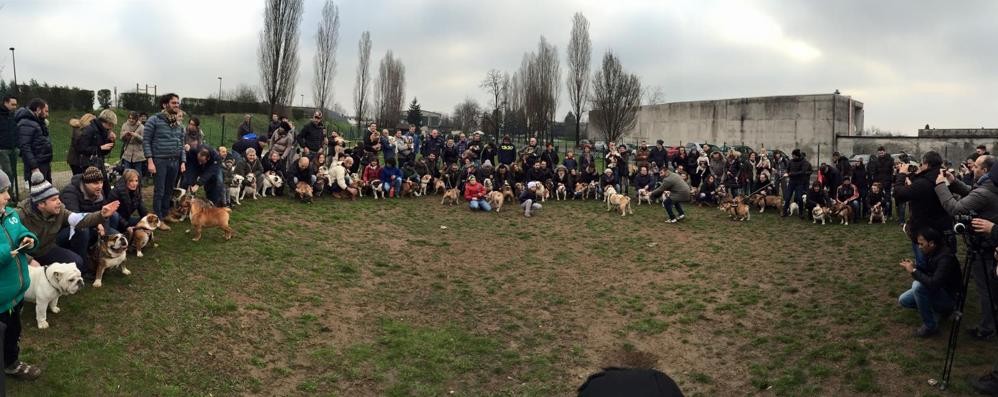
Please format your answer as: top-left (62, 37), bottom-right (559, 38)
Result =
top-left (362, 165), bottom-right (382, 182)
top-left (464, 182), bottom-right (486, 201)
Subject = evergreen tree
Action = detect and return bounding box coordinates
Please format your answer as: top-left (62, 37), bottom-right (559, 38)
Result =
top-left (406, 97), bottom-right (423, 127)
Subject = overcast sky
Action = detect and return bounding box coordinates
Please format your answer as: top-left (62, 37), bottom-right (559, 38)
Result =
top-left (2, 0), bottom-right (996, 134)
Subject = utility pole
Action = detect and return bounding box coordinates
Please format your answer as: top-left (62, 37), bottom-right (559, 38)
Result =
top-left (8, 47), bottom-right (17, 94)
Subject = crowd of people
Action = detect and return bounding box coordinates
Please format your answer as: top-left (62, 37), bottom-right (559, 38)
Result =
top-left (2, 92), bottom-right (998, 390)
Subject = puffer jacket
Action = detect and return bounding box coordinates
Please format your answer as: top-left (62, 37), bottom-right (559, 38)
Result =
top-left (142, 112), bottom-right (185, 161)
top-left (869, 153), bottom-right (894, 186)
top-left (0, 207), bottom-right (38, 313)
top-left (76, 118), bottom-right (114, 163)
top-left (464, 182), bottom-right (486, 201)
top-left (16, 108), bottom-right (53, 170)
top-left (269, 130), bottom-right (294, 159)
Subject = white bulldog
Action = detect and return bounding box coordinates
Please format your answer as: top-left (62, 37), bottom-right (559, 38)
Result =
top-left (24, 262), bottom-right (84, 329)
top-left (228, 174), bottom-right (245, 206)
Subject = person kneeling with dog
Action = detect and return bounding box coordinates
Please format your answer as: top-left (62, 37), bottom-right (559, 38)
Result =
top-left (649, 167), bottom-right (691, 223)
top-left (17, 171), bottom-right (117, 278)
top-left (58, 166), bottom-right (124, 277)
top-left (897, 227), bottom-right (962, 337)
top-left (519, 182), bottom-right (543, 217)
top-left (0, 169), bottom-right (42, 380)
top-left (182, 145), bottom-right (225, 207)
top-left (464, 175), bottom-right (491, 212)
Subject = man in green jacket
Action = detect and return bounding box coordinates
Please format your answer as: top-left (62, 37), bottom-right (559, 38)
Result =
top-left (649, 167), bottom-right (692, 223)
top-left (16, 171), bottom-right (116, 278)
top-left (0, 169), bottom-right (41, 380)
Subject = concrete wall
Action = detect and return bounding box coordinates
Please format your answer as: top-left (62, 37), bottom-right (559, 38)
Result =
top-left (837, 134), bottom-right (998, 164)
top-left (589, 94), bottom-right (864, 165)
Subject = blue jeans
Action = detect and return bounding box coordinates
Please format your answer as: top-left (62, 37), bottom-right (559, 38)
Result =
top-left (899, 280), bottom-right (955, 330)
top-left (152, 158), bottom-right (180, 218)
top-left (183, 170), bottom-right (225, 207)
top-left (663, 197), bottom-right (684, 220)
top-left (122, 160), bottom-right (145, 177)
top-left (469, 199), bottom-right (492, 212)
top-left (383, 178), bottom-right (402, 196)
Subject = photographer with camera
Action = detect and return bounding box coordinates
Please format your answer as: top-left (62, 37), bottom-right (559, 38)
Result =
top-left (897, 227), bottom-right (962, 337)
top-left (893, 151), bottom-right (956, 265)
top-left (935, 155), bottom-right (998, 341)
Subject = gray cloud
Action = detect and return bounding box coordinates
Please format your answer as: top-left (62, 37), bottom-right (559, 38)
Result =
top-left (1, 0), bottom-right (996, 133)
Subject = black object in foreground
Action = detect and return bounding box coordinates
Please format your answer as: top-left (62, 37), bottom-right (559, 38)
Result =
top-left (578, 367), bottom-right (684, 397)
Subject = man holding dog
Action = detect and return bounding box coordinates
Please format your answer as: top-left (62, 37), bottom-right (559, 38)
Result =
top-left (144, 93), bottom-right (186, 230)
top-left (934, 155), bottom-right (998, 341)
top-left (649, 167), bottom-right (691, 223)
top-left (59, 166), bottom-right (122, 277)
top-left (783, 149), bottom-right (810, 219)
top-left (182, 145), bottom-right (225, 207)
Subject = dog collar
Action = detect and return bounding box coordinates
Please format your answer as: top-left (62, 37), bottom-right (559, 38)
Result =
top-left (43, 265), bottom-right (68, 295)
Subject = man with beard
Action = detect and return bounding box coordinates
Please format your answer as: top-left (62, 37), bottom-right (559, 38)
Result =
top-left (16, 98), bottom-right (54, 183)
top-left (143, 93), bottom-right (186, 230)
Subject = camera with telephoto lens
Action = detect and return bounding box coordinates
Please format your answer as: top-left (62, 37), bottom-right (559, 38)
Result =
top-left (953, 212), bottom-right (977, 234)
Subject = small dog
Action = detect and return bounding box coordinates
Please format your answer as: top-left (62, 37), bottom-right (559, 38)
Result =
top-left (487, 190), bottom-right (505, 212)
top-left (831, 202), bottom-right (853, 225)
top-left (441, 188), bottom-right (460, 205)
top-left (534, 182), bottom-right (548, 202)
top-left (869, 203), bottom-right (886, 224)
top-left (589, 181), bottom-right (601, 200)
top-left (555, 183), bottom-right (568, 201)
top-left (370, 179), bottom-right (385, 199)
top-left (483, 178), bottom-right (494, 193)
top-left (434, 179), bottom-right (447, 195)
top-left (574, 182), bottom-right (587, 200)
top-left (721, 196), bottom-right (751, 221)
top-left (261, 172), bottom-right (284, 197)
top-left (295, 181), bottom-right (314, 203)
top-left (24, 262), bottom-right (84, 329)
top-left (228, 174), bottom-right (245, 206)
top-left (604, 186), bottom-right (633, 216)
top-left (165, 194), bottom-right (192, 223)
top-left (636, 188), bottom-right (653, 205)
top-left (314, 175), bottom-right (329, 197)
top-left (502, 183), bottom-right (515, 204)
top-left (187, 198), bottom-right (234, 241)
top-left (130, 214), bottom-right (161, 258)
top-left (89, 233), bottom-right (130, 288)
top-left (400, 179), bottom-right (416, 198)
top-left (812, 205), bottom-right (829, 225)
top-left (750, 193), bottom-right (782, 213)
top-left (788, 201), bottom-right (800, 217)
top-left (240, 173), bottom-right (259, 201)
top-left (419, 175), bottom-right (432, 197)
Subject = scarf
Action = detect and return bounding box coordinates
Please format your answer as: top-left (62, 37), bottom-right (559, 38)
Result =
top-left (159, 111), bottom-right (179, 128)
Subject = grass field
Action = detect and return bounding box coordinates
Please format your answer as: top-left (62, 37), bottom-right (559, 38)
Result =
top-left (7, 195), bottom-right (998, 396)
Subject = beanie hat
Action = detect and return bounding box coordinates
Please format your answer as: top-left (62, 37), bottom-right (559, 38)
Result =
top-left (0, 170), bottom-right (10, 193)
top-left (82, 166), bottom-right (103, 184)
top-left (98, 109), bottom-right (118, 126)
top-left (468, 175), bottom-right (476, 181)
top-left (29, 171), bottom-right (59, 204)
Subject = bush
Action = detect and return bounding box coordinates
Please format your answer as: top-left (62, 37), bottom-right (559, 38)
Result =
top-left (97, 89), bottom-right (112, 109)
top-left (6, 81), bottom-right (94, 111)
top-left (120, 92), bottom-right (157, 113)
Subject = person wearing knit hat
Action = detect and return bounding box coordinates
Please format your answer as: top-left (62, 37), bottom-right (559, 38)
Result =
top-left (74, 109), bottom-right (117, 195)
top-left (464, 174), bottom-right (491, 212)
top-left (0, 168), bottom-right (42, 380)
top-left (600, 167), bottom-right (618, 193)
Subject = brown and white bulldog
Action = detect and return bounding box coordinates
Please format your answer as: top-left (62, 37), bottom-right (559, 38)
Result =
top-left (295, 181), bottom-right (314, 203)
top-left (604, 186), bottom-right (633, 217)
top-left (418, 174), bottom-right (432, 197)
top-left (89, 233), bottom-right (130, 288)
top-left (831, 202), bottom-right (853, 225)
top-left (130, 214), bottom-right (161, 258)
top-left (487, 190), bottom-right (505, 213)
top-left (636, 188), bottom-right (653, 205)
top-left (812, 205), bottom-right (829, 225)
top-left (187, 198), bottom-right (235, 241)
top-left (869, 203), bottom-right (886, 224)
top-left (441, 188), bottom-right (460, 205)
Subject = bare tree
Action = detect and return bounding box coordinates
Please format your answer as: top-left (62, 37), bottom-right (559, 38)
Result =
top-left (479, 69), bottom-right (509, 139)
top-left (373, 50), bottom-right (406, 129)
top-left (232, 84), bottom-right (259, 102)
top-left (312, 0), bottom-right (340, 112)
top-left (643, 85), bottom-right (665, 105)
top-left (515, 37), bottom-right (561, 142)
top-left (566, 12), bottom-right (591, 147)
top-left (353, 31), bottom-right (373, 130)
top-left (258, 0), bottom-right (303, 115)
top-left (590, 51), bottom-right (642, 144)
top-left (453, 98), bottom-right (481, 133)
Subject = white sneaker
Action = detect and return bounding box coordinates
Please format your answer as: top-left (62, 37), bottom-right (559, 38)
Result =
top-left (666, 218), bottom-right (677, 223)
top-left (677, 214), bottom-right (686, 220)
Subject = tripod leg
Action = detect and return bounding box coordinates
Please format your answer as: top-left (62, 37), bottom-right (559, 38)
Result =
top-left (940, 250), bottom-right (977, 389)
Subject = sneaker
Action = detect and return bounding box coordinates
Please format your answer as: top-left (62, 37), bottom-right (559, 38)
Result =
top-left (966, 327), bottom-right (996, 341)
top-left (677, 214), bottom-right (686, 220)
top-left (157, 223), bottom-right (172, 231)
top-left (5, 361), bottom-right (41, 380)
top-left (666, 218), bottom-right (677, 223)
top-left (970, 372), bottom-right (998, 395)
top-left (914, 325), bottom-right (939, 338)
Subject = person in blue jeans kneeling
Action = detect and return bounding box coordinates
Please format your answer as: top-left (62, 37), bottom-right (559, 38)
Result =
top-left (898, 227), bottom-right (963, 337)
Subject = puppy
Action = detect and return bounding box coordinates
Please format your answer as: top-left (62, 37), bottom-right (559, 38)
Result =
top-left (400, 179), bottom-right (415, 198)
top-left (165, 194), bottom-right (192, 223)
top-left (240, 173), bottom-right (259, 201)
top-left (130, 214), bottom-right (160, 257)
top-left (370, 179), bottom-right (385, 199)
top-left (555, 183), bottom-right (567, 201)
top-left (812, 205), bottom-right (829, 225)
top-left (24, 262), bottom-right (84, 329)
top-left (419, 174), bottom-right (432, 196)
top-left (295, 181), bottom-right (314, 203)
top-left (723, 196), bottom-right (750, 221)
top-left (187, 198), bottom-right (235, 241)
top-left (604, 186), bottom-right (633, 217)
top-left (788, 201), bottom-right (800, 217)
top-left (487, 190), bottom-right (505, 212)
top-left (832, 202), bottom-right (853, 225)
top-left (441, 188), bottom-right (460, 205)
top-left (869, 203), bottom-right (886, 224)
top-left (636, 188), bottom-right (653, 205)
top-left (89, 233), bottom-right (130, 288)
top-left (483, 178), bottom-right (494, 193)
top-left (228, 174), bottom-right (245, 206)
top-left (534, 182), bottom-right (548, 202)
top-left (261, 171), bottom-right (284, 197)
top-left (574, 182), bottom-right (587, 200)
top-left (434, 179), bottom-right (447, 195)
top-left (502, 184), bottom-right (515, 204)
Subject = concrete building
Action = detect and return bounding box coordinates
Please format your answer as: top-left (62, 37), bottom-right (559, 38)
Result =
top-left (588, 93), bottom-right (864, 165)
top-left (837, 128), bottom-right (997, 164)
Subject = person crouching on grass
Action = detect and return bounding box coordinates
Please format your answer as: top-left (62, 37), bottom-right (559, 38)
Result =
top-left (897, 227), bottom-right (962, 337)
top-left (649, 167), bottom-right (691, 223)
top-left (0, 169), bottom-right (41, 380)
top-left (519, 181), bottom-right (542, 217)
top-left (464, 175), bottom-right (491, 212)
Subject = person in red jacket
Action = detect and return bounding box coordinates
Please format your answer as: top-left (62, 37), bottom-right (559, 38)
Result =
top-left (464, 175), bottom-right (491, 212)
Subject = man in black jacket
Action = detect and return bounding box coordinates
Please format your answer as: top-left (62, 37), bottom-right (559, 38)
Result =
top-left (182, 145), bottom-right (224, 206)
top-left (0, 95), bottom-right (17, 197)
top-left (497, 135), bottom-right (516, 166)
top-left (648, 140), bottom-right (668, 170)
top-left (894, 151), bottom-right (955, 266)
top-left (897, 227), bottom-right (962, 337)
top-left (58, 166), bottom-right (118, 278)
top-left (868, 147), bottom-right (895, 217)
top-left (782, 149), bottom-right (810, 218)
top-left (16, 98), bottom-right (53, 183)
top-left (297, 111), bottom-right (326, 162)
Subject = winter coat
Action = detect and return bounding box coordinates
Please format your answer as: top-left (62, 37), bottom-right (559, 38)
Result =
top-left (262, 157), bottom-right (285, 176)
top-left (108, 179), bottom-right (148, 220)
top-left (600, 173), bottom-right (617, 189)
top-left (723, 158), bottom-right (741, 188)
top-left (235, 158), bottom-right (264, 179)
top-left (579, 152), bottom-right (595, 171)
top-left (0, 207), bottom-right (37, 313)
top-left (232, 138), bottom-right (263, 160)
top-left (143, 112), bottom-right (185, 161)
top-left (381, 136), bottom-right (397, 161)
top-left (497, 143), bottom-right (516, 165)
top-left (835, 183), bottom-right (859, 203)
top-left (379, 166), bottom-right (402, 183)
top-left (634, 147), bottom-right (650, 167)
top-left (0, 105), bottom-right (16, 150)
top-left (76, 119), bottom-right (114, 165)
top-left (518, 189), bottom-right (538, 203)
top-left (649, 172), bottom-right (691, 202)
top-left (60, 174), bottom-right (106, 213)
top-left (935, 175), bottom-right (998, 242)
top-left (866, 190), bottom-right (887, 209)
top-left (237, 121), bottom-right (253, 138)
top-left (291, 165), bottom-right (314, 185)
top-left (184, 128), bottom-right (205, 148)
top-left (464, 182), bottom-right (486, 201)
top-left (540, 150), bottom-right (559, 169)
top-left (297, 122), bottom-right (326, 152)
top-left (184, 145), bottom-right (222, 186)
top-left (648, 147), bottom-right (668, 169)
top-left (16, 199), bottom-right (104, 258)
top-left (632, 173), bottom-right (654, 191)
top-left (709, 157), bottom-right (725, 180)
top-left (120, 120), bottom-right (145, 162)
top-left (16, 108), bottom-right (53, 170)
top-left (424, 135), bottom-right (444, 157)
top-left (787, 157), bottom-right (811, 185)
top-left (269, 130), bottom-right (294, 159)
top-left (912, 249), bottom-right (962, 297)
top-left (852, 166), bottom-right (868, 191)
top-left (869, 153), bottom-right (895, 186)
top-left (562, 157), bottom-right (578, 171)
top-left (480, 146), bottom-right (497, 166)
top-left (835, 156), bottom-right (852, 179)
top-left (362, 166), bottom-right (382, 182)
top-left (806, 188), bottom-right (828, 207)
top-left (442, 145), bottom-right (459, 165)
top-left (893, 168), bottom-right (953, 241)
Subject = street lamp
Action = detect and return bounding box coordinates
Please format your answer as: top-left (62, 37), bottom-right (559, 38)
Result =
top-left (300, 94), bottom-right (304, 108)
top-left (8, 47), bottom-right (17, 94)
top-left (217, 77), bottom-right (222, 100)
